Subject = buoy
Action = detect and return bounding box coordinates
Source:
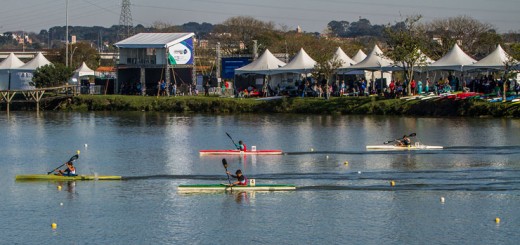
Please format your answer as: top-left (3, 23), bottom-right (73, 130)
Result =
top-left (390, 181), bottom-right (395, 187)
top-left (326, 155), bottom-right (329, 159)
top-left (60, 203), bottom-right (63, 206)
top-left (440, 197), bottom-right (445, 203)
top-left (84, 144), bottom-right (88, 148)
top-left (51, 223), bottom-right (57, 229)
top-left (57, 186), bottom-right (62, 191)
top-left (344, 161), bottom-right (348, 165)
top-left (310, 148), bottom-right (314, 152)
top-left (357, 171), bottom-right (361, 174)
top-left (495, 217), bottom-right (501, 223)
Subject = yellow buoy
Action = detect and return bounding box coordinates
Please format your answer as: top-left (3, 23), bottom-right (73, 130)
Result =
top-left (344, 161), bottom-right (349, 165)
top-left (51, 223), bottom-right (57, 229)
top-left (57, 186), bottom-right (62, 191)
top-left (495, 217), bottom-right (500, 223)
top-left (390, 181), bottom-right (395, 187)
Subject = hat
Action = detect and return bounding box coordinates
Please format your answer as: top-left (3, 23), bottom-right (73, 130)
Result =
top-left (235, 169), bottom-right (242, 174)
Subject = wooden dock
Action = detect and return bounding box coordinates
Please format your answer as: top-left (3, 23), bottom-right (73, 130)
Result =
top-left (0, 85), bottom-right (80, 113)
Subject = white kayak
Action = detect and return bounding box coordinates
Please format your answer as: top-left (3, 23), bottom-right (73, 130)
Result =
top-left (366, 144), bottom-right (443, 150)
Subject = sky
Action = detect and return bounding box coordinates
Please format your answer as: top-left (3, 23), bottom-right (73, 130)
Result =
top-left (1, 0), bottom-right (518, 34)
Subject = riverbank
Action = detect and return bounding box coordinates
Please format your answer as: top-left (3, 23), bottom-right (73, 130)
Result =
top-left (38, 94), bottom-right (518, 117)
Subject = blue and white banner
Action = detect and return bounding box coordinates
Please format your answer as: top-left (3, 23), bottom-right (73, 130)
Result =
top-left (168, 38), bottom-right (194, 65)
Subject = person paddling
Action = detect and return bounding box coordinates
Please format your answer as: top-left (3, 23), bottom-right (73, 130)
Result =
top-left (55, 161), bottom-right (77, 176)
top-left (396, 135), bottom-right (412, 146)
top-left (226, 169), bottom-right (247, 186)
top-left (237, 140), bottom-right (247, 152)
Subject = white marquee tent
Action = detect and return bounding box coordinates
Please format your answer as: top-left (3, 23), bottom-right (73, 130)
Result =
top-left (332, 47), bottom-right (356, 68)
top-left (235, 49), bottom-right (286, 75)
top-left (464, 44), bottom-right (516, 71)
top-left (339, 45), bottom-right (394, 72)
top-left (8, 52), bottom-right (52, 90)
top-left (0, 53), bottom-right (25, 90)
top-left (428, 44), bottom-right (476, 71)
top-left (272, 48), bottom-right (316, 74)
top-left (352, 50), bottom-right (367, 64)
top-left (71, 62), bottom-right (95, 83)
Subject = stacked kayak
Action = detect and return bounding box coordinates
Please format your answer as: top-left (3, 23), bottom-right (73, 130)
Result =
top-left (178, 184), bottom-right (296, 192)
top-left (199, 150), bottom-right (282, 155)
top-left (15, 174), bottom-right (122, 181)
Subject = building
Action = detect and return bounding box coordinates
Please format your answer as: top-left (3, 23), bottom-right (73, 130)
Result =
top-left (114, 32), bottom-right (195, 95)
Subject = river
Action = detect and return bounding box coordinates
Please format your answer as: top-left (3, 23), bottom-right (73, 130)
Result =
top-left (1, 112), bottom-right (519, 244)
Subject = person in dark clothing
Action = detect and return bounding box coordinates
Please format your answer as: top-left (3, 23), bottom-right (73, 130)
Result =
top-left (226, 169), bottom-right (247, 186)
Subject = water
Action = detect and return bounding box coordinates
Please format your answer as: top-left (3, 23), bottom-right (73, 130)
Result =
top-left (1, 112), bottom-right (520, 244)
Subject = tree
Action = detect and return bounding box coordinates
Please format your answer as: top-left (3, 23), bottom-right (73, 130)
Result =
top-left (384, 15), bottom-right (427, 95)
top-left (31, 64), bottom-right (74, 88)
top-left (52, 42), bottom-right (101, 69)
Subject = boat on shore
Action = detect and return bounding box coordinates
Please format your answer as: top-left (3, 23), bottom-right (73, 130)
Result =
top-left (199, 149), bottom-right (283, 155)
top-left (178, 184), bottom-right (296, 192)
top-left (15, 174), bottom-right (122, 181)
top-left (366, 144), bottom-right (443, 150)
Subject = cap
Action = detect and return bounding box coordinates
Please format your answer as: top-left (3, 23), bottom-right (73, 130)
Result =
top-left (235, 169), bottom-right (242, 174)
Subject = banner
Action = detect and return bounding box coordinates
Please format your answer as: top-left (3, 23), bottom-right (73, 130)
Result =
top-left (221, 57), bottom-right (251, 79)
top-left (168, 38), bottom-right (194, 65)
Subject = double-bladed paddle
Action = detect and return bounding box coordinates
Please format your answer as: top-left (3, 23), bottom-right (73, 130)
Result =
top-left (225, 132), bottom-right (238, 148)
top-left (47, 151), bottom-right (80, 175)
top-left (384, 133), bottom-right (417, 145)
top-left (222, 158), bottom-right (232, 185)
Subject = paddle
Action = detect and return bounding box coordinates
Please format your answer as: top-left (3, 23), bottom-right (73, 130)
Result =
top-left (384, 133), bottom-right (417, 145)
top-left (47, 151), bottom-right (80, 175)
top-left (225, 132), bottom-right (238, 149)
top-left (222, 158), bottom-right (232, 185)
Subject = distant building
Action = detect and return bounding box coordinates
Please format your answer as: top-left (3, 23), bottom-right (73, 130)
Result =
top-left (114, 32), bottom-right (196, 96)
top-left (296, 26), bottom-right (302, 33)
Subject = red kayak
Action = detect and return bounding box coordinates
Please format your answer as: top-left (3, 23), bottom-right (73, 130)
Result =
top-left (199, 150), bottom-right (283, 155)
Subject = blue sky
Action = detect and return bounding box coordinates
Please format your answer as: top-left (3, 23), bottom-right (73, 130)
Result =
top-left (1, 0), bottom-right (518, 33)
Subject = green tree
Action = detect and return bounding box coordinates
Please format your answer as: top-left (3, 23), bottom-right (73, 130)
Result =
top-left (31, 64), bottom-right (74, 88)
top-left (52, 42), bottom-right (101, 69)
top-left (384, 15), bottom-right (427, 95)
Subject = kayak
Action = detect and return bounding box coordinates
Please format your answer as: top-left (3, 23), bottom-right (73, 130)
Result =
top-left (15, 174), bottom-right (122, 181)
top-left (178, 184), bottom-right (296, 192)
top-left (366, 145), bottom-right (443, 150)
top-left (199, 150), bottom-right (283, 155)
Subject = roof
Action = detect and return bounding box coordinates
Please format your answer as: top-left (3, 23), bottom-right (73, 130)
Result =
top-left (114, 33), bottom-right (195, 48)
top-left (333, 47), bottom-right (356, 68)
top-left (18, 52), bottom-right (51, 70)
top-left (96, 66), bottom-right (116, 72)
top-left (428, 44), bottom-right (477, 71)
top-left (465, 44), bottom-right (517, 71)
top-left (235, 49), bottom-right (286, 75)
top-left (0, 53), bottom-right (25, 70)
top-left (343, 45), bottom-right (394, 71)
top-left (352, 50), bottom-right (367, 63)
top-left (272, 48), bottom-right (316, 74)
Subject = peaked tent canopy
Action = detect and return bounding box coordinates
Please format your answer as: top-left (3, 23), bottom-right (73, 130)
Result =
top-left (18, 52), bottom-right (52, 70)
top-left (352, 50), bottom-right (367, 63)
top-left (428, 44), bottom-right (476, 71)
top-left (0, 53), bottom-right (25, 70)
top-left (392, 49), bottom-right (436, 71)
top-left (340, 45), bottom-right (394, 72)
top-left (235, 49), bottom-right (286, 75)
top-left (272, 48), bottom-right (316, 74)
top-left (332, 47), bottom-right (356, 68)
top-left (464, 45), bottom-right (517, 71)
top-left (74, 62), bottom-right (95, 77)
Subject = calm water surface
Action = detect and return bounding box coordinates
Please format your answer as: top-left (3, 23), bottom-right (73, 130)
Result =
top-left (1, 112), bottom-right (519, 244)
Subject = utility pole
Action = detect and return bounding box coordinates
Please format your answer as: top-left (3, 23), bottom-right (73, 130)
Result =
top-left (65, 0), bottom-right (69, 67)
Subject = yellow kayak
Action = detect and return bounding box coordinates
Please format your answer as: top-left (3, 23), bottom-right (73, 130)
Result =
top-left (15, 174), bottom-right (122, 181)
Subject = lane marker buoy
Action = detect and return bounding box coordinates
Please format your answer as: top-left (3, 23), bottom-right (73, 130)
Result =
top-left (51, 223), bottom-right (57, 229)
top-left (440, 197), bottom-right (445, 203)
top-left (390, 181), bottom-right (395, 187)
top-left (495, 217), bottom-right (501, 223)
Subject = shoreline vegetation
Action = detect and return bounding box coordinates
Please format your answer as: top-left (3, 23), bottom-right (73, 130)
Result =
top-left (3, 94), bottom-right (518, 118)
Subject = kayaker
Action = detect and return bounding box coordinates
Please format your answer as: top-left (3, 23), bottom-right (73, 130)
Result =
top-left (397, 135), bottom-right (412, 146)
top-left (226, 169), bottom-right (247, 186)
top-left (237, 140), bottom-right (247, 151)
top-left (56, 161), bottom-right (77, 176)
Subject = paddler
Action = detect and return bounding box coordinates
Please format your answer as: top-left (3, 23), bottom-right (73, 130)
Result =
top-left (56, 161), bottom-right (77, 176)
top-left (397, 135), bottom-right (412, 146)
top-left (226, 169), bottom-right (247, 186)
top-left (237, 140), bottom-right (247, 152)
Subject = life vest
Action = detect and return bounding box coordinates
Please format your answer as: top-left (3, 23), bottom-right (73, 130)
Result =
top-left (238, 176), bottom-right (248, 186)
top-left (242, 143), bottom-right (247, 152)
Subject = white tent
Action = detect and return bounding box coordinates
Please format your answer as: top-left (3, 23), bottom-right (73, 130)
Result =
top-left (0, 53), bottom-right (25, 70)
top-left (332, 47), bottom-right (356, 68)
top-left (340, 45), bottom-right (394, 72)
top-left (428, 44), bottom-right (476, 71)
top-left (0, 53), bottom-right (25, 90)
top-left (8, 52), bottom-right (52, 90)
top-left (392, 49), bottom-right (435, 72)
top-left (71, 62), bottom-right (95, 84)
top-left (235, 49), bottom-right (286, 75)
top-left (352, 50), bottom-right (367, 64)
top-left (272, 48), bottom-right (316, 74)
top-left (464, 45), bottom-right (516, 71)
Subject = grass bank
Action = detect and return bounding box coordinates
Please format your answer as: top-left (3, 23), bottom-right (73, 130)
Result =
top-left (57, 95), bottom-right (520, 118)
